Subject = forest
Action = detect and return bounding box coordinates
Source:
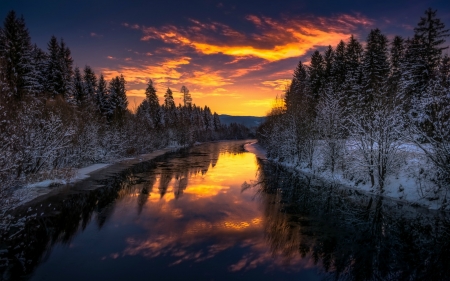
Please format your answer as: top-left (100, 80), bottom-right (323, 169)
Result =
top-left (0, 11), bottom-right (250, 211)
top-left (257, 8), bottom-right (450, 205)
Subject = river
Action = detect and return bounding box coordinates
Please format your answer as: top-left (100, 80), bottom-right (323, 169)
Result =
top-left (1, 140), bottom-right (450, 280)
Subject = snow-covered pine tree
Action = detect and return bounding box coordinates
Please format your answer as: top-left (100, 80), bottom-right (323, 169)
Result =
top-left (343, 35), bottom-right (363, 111)
top-left (388, 36), bottom-right (405, 100)
top-left (213, 112), bottom-right (221, 131)
top-left (44, 36), bottom-right (62, 99)
top-left (203, 106), bottom-right (213, 131)
top-left (308, 50), bottom-right (325, 107)
top-left (285, 60), bottom-right (308, 111)
top-left (323, 45), bottom-right (334, 83)
top-left (0, 11), bottom-right (37, 100)
top-left (331, 40), bottom-right (347, 89)
top-left (145, 79), bottom-right (161, 128)
top-left (415, 8), bottom-right (449, 83)
top-left (95, 74), bottom-right (108, 116)
top-left (180, 85), bottom-right (192, 107)
top-left (58, 39), bottom-right (74, 101)
top-left (31, 44), bottom-right (47, 96)
top-left (83, 65), bottom-right (97, 102)
top-left (402, 9), bottom-right (449, 110)
top-left (360, 28), bottom-right (390, 107)
top-left (164, 87), bottom-right (175, 109)
top-left (108, 75), bottom-right (128, 121)
top-left (73, 67), bottom-right (86, 106)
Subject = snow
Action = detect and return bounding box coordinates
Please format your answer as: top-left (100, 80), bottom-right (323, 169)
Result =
top-left (11, 147), bottom-right (181, 208)
top-left (244, 141), bottom-right (267, 160)
top-left (74, 163), bottom-right (111, 180)
top-left (245, 141), bottom-right (445, 210)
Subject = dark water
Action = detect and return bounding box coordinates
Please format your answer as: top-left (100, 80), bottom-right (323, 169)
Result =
top-left (1, 141), bottom-right (450, 281)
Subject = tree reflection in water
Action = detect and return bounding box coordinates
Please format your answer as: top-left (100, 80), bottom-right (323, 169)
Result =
top-left (1, 141), bottom-right (450, 281)
top-left (256, 158), bottom-right (450, 280)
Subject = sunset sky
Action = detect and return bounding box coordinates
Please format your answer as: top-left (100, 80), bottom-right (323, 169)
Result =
top-left (1, 0), bottom-right (449, 116)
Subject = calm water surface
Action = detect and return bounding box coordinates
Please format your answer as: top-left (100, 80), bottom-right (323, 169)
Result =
top-left (3, 140), bottom-right (450, 281)
top-left (20, 141), bottom-right (321, 280)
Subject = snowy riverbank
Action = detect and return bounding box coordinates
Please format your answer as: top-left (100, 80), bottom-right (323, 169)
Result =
top-left (10, 145), bottom-right (182, 209)
top-left (245, 141), bottom-right (446, 210)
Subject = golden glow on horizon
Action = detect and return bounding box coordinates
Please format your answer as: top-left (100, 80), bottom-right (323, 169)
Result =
top-left (109, 13), bottom-right (373, 115)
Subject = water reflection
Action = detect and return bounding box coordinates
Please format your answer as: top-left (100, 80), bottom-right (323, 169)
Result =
top-left (256, 160), bottom-right (450, 280)
top-left (2, 141), bottom-right (450, 280)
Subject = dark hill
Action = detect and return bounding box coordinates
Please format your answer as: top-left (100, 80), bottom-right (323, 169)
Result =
top-left (219, 115), bottom-right (266, 128)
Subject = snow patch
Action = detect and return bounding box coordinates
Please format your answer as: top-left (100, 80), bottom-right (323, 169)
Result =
top-left (244, 141), bottom-right (267, 160)
top-left (245, 141), bottom-right (445, 210)
top-left (74, 163), bottom-right (110, 180)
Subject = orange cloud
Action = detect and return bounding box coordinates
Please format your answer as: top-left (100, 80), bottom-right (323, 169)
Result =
top-left (130, 13), bottom-right (372, 62)
top-left (187, 70), bottom-right (232, 87)
top-left (115, 13), bottom-right (373, 116)
top-left (262, 79), bottom-right (291, 91)
top-left (101, 56), bottom-right (191, 85)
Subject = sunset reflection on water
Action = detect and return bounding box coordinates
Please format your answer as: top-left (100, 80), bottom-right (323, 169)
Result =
top-left (27, 142), bottom-right (321, 281)
top-left (104, 144), bottom-right (317, 274)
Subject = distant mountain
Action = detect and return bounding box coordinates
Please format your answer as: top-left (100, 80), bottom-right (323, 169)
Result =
top-left (219, 115), bottom-right (266, 128)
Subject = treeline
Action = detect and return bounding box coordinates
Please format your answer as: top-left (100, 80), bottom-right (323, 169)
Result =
top-left (0, 11), bottom-right (249, 199)
top-left (258, 8), bottom-right (450, 193)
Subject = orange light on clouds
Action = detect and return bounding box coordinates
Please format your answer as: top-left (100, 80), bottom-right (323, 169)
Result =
top-left (108, 13), bottom-right (373, 116)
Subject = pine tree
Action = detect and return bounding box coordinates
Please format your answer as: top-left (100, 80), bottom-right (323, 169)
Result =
top-left (73, 66), bottom-right (86, 106)
top-left (164, 87), bottom-right (175, 109)
top-left (108, 75), bottom-right (128, 120)
top-left (402, 9), bottom-right (450, 106)
top-left (323, 45), bottom-right (334, 82)
top-left (203, 106), bottom-right (213, 130)
top-left (213, 112), bottom-right (221, 131)
top-left (180, 85), bottom-right (192, 106)
top-left (389, 36), bottom-right (405, 98)
top-left (0, 11), bottom-right (37, 100)
top-left (145, 79), bottom-right (161, 128)
top-left (83, 65), bottom-right (97, 101)
top-left (95, 74), bottom-right (108, 115)
top-left (285, 60), bottom-right (309, 111)
top-left (31, 44), bottom-right (47, 95)
top-left (58, 39), bottom-right (74, 100)
top-left (331, 40), bottom-right (347, 90)
top-left (414, 8), bottom-right (450, 81)
top-left (343, 35), bottom-right (363, 110)
top-left (361, 28), bottom-right (390, 105)
top-left (44, 36), bottom-right (62, 98)
top-left (308, 50), bottom-right (325, 103)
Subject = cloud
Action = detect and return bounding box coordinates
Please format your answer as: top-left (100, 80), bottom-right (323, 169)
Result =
top-left (101, 56), bottom-right (191, 85)
top-left (188, 70), bottom-right (233, 87)
top-left (90, 32), bottom-right (103, 38)
top-left (116, 13), bottom-right (374, 115)
top-left (128, 13), bottom-right (373, 62)
top-left (261, 79), bottom-right (291, 91)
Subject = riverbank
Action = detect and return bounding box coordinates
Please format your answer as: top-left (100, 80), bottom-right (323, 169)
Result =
top-left (9, 145), bottom-right (183, 209)
top-left (10, 139), bottom-right (255, 210)
top-left (244, 141), bottom-right (447, 210)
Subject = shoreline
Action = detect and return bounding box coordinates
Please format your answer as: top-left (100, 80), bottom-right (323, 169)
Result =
top-left (10, 146), bottom-right (183, 210)
top-left (11, 139), bottom-right (256, 211)
top-left (244, 141), bottom-right (448, 211)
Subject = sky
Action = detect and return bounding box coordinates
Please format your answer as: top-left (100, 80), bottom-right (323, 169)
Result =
top-left (1, 0), bottom-right (449, 116)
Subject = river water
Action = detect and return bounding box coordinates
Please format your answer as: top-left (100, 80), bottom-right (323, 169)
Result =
top-left (2, 140), bottom-right (450, 280)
